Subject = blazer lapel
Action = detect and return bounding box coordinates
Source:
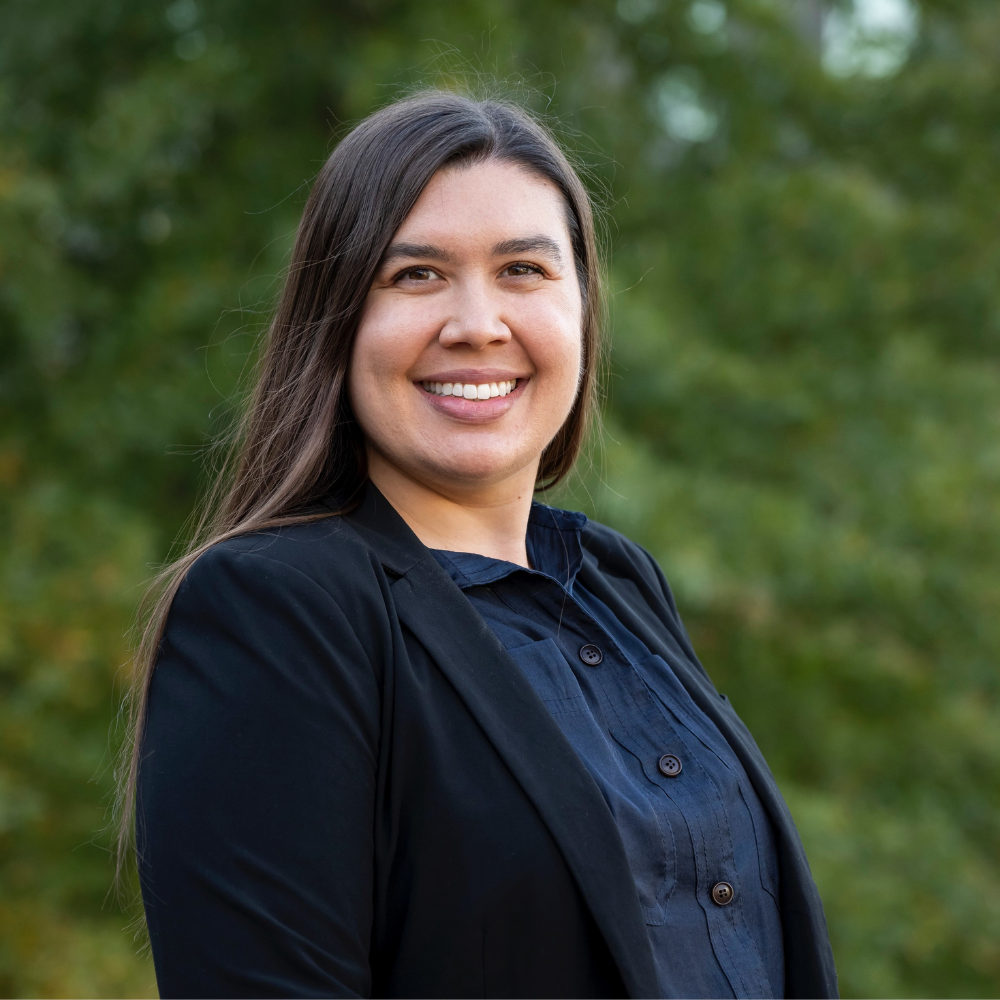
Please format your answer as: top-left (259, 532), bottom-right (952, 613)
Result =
top-left (345, 486), bottom-right (659, 999)
top-left (393, 561), bottom-right (659, 999)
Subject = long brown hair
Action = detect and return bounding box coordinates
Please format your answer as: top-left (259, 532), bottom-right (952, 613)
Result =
top-left (115, 89), bottom-right (604, 877)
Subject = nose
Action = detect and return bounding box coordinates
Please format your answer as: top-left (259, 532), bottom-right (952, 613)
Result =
top-left (438, 282), bottom-right (511, 350)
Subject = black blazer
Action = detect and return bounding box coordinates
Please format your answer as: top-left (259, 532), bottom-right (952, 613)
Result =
top-left (138, 482), bottom-right (838, 999)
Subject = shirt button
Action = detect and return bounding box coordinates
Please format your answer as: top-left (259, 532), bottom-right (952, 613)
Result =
top-left (579, 644), bottom-right (603, 666)
top-left (657, 753), bottom-right (682, 777)
top-left (711, 881), bottom-right (735, 906)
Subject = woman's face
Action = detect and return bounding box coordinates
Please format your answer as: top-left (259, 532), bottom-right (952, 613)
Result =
top-left (349, 159), bottom-right (584, 497)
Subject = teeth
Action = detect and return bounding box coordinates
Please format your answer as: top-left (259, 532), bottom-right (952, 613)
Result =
top-left (423, 379), bottom-right (517, 398)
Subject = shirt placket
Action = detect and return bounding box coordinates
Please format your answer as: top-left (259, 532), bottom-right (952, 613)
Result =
top-left (553, 594), bottom-right (774, 1000)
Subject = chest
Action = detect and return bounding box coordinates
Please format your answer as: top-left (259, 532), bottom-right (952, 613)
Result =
top-left (369, 626), bottom-right (622, 997)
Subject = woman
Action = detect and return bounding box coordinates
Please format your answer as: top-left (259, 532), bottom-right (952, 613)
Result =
top-left (124, 91), bottom-right (838, 999)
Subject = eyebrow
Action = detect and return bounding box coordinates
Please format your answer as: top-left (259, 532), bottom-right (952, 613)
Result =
top-left (380, 242), bottom-right (452, 265)
top-left (380, 234), bottom-right (564, 267)
top-left (492, 235), bottom-right (563, 261)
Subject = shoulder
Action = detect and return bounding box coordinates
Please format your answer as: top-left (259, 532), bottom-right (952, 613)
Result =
top-left (580, 517), bottom-right (684, 619)
top-left (177, 515), bottom-right (392, 628)
top-left (581, 518), bottom-right (662, 586)
top-left (148, 519), bottom-right (387, 777)
top-left (189, 515), bottom-right (380, 586)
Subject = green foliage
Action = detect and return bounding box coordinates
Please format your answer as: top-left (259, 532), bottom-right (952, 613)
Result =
top-left (1, 0), bottom-right (998, 995)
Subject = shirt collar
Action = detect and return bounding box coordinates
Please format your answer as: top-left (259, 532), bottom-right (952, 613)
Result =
top-left (431, 502), bottom-right (587, 592)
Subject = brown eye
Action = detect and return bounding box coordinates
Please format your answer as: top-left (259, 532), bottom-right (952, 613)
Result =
top-left (404, 267), bottom-right (436, 281)
top-left (505, 263), bottom-right (541, 277)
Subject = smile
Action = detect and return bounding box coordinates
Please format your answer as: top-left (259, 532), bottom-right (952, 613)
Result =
top-left (421, 379), bottom-right (518, 400)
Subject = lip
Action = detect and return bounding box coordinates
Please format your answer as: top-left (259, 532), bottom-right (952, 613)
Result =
top-left (414, 369), bottom-right (530, 384)
top-left (415, 374), bottom-right (529, 424)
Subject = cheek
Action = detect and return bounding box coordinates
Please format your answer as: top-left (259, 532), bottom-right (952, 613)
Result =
top-left (348, 316), bottom-right (402, 440)
top-left (352, 301), bottom-right (426, 387)
top-left (524, 301), bottom-right (584, 393)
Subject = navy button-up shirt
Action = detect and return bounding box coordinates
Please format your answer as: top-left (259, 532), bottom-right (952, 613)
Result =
top-left (432, 503), bottom-right (785, 999)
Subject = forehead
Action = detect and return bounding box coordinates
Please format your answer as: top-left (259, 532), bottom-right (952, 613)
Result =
top-left (393, 159), bottom-right (571, 248)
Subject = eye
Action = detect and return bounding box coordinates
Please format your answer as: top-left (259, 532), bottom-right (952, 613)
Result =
top-left (396, 266), bottom-right (441, 283)
top-left (503, 262), bottom-right (544, 277)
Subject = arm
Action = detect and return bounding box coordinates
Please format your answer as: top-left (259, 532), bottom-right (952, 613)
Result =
top-left (137, 544), bottom-right (383, 999)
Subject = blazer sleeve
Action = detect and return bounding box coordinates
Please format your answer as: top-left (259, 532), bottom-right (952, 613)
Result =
top-left (137, 542), bottom-right (384, 999)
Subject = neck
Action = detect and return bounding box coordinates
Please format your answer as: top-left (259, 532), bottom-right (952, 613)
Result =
top-left (367, 451), bottom-right (536, 567)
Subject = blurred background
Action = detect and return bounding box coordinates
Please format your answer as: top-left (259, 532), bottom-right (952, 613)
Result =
top-left (2, 0), bottom-right (999, 995)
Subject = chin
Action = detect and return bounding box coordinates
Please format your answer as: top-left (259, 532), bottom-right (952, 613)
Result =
top-left (423, 449), bottom-right (532, 489)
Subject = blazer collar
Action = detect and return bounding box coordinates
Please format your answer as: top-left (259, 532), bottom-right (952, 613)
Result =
top-left (343, 481), bottom-right (660, 999)
top-left (340, 479), bottom-right (426, 576)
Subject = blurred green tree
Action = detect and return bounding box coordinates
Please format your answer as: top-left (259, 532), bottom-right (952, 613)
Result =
top-left (1, 0), bottom-right (998, 995)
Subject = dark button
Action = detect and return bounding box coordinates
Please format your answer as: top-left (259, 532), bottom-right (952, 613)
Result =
top-left (657, 753), bottom-right (682, 777)
top-left (579, 644), bottom-right (603, 666)
top-left (711, 881), bottom-right (735, 906)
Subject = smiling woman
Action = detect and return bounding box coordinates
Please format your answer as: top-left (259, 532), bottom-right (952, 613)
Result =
top-left (121, 91), bottom-right (838, 999)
